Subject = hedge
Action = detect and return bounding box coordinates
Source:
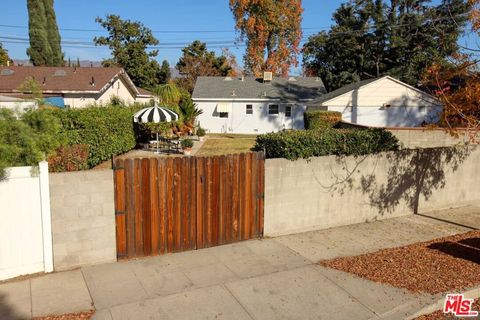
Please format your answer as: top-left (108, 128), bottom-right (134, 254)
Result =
top-left (253, 128), bottom-right (399, 160)
top-left (43, 106), bottom-right (140, 168)
top-left (304, 111), bottom-right (342, 130)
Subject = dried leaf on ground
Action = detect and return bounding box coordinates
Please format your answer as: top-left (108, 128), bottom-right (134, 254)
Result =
top-left (33, 310), bottom-right (95, 320)
top-left (320, 230), bottom-right (480, 294)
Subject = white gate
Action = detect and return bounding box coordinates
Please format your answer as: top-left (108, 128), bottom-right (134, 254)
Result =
top-left (0, 162), bottom-right (53, 281)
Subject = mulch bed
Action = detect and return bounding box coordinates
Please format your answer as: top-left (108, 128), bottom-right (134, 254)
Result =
top-left (33, 310), bottom-right (95, 320)
top-left (415, 298), bottom-right (479, 319)
top-left (319, 230), bottom-right (480, 294)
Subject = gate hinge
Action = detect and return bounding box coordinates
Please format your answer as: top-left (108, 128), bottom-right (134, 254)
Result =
top-left (115, 210), bottom-right (126, 216)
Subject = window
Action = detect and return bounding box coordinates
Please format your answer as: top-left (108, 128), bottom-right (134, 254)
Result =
top-left (268, 104), bottom-right (279, 115)
top-left (285, 106), bottom-right (292, 117)
top-left (219, 112), bottom-right (228, 118)
top-left (246, 104), bottom-right (253, 115)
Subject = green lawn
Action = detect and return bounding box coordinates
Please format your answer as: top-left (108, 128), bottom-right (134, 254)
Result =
top-left (196, 135), bottom-right (257, 156)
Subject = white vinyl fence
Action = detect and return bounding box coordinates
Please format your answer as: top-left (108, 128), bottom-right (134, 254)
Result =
top-left (0, 162), bottom-right (53, 281)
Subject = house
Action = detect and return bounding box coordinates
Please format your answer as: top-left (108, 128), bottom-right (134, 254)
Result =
top-left (308, 76), bottom-right (442, 127)
top-left (0, 95), bottom-right (37, 112)
top-left (192, 73), bottom-right (327, 134)
top-left (0, 66), bottom-right (154, 108)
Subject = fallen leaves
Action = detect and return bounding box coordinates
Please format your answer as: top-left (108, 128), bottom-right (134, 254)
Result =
top-left (320, 230), bottom-right (480, 294)
top-left (33, 310), bottom-right (95, 320)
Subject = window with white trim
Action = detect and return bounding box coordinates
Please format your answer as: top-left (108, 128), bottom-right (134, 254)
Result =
top-left (246, 104), bottom-right (253, 115)
top-left (219, 112), bottom-right (228, 118)
top-left (268, 104), bottom-right (279, 115)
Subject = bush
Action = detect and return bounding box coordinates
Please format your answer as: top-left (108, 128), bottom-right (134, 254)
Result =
top-left (196, 127), bottom-right (206, 137)
top-left (48, 144), bottom-right (89, 172)
top-left (253, 128), bottom-right (399, 160)
top-left (181, 138), bottom-right (194, 149)
top-left (304, 111), bottom-right (342, 130)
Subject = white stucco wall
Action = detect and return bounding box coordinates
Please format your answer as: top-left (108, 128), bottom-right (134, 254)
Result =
top-left (323, 77), bottom-right (442, 127)
top-left (0, 100), bottom-right (37, 113)
top-left (195, 100), bottom-right (306, 134)
top-left (63, 78), bottom-right (136, 108)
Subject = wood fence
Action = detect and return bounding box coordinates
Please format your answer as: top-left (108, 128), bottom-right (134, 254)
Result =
top-left (113, 152), bottom-right (265, 259)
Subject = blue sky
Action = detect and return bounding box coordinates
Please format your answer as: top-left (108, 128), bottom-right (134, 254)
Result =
top-left (0, 0), bottom-right (477, 74)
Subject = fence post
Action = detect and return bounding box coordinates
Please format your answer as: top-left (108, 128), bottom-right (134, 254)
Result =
top-left (39, 161), bottom-right (54, 273)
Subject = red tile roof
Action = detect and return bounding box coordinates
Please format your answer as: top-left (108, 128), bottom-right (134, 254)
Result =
top-left (0, 66), bottom-right (138, 94)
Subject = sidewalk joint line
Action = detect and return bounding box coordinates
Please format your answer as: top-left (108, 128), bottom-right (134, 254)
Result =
top-left (415, 213), bottom-right (478, 230)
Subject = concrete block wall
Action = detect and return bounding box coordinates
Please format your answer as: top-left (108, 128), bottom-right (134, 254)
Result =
top-left (49, 170), bottom-right (116, 270)
top-left (388, 128), bottom-right (472, 148)
top-left (264, 146), bottom-right (480, 236)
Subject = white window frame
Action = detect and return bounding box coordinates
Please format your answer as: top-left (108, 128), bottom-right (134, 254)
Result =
top-left (219, 112), bottom-right (229, 118)
top-left (268, 104), bottom-right (279, 116)
top-left (246, 104), bottom-right (253, 115)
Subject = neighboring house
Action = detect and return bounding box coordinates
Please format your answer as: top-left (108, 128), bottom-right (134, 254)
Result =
top-left (0, 66), bottom-right (154, 108)
top-left (0, 95), bottom-right (37, 112)
top-left (309, 76), bottom-right (442, 127)
top-left (192, 73), bottom-right (327, 134)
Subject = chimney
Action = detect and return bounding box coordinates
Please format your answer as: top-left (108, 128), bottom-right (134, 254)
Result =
top-left (263, 71), bottom-right (273, 83)
top-left (240, 75), bottom-right (244, 82)
top-left (91, 76), bottom-right (95, 86)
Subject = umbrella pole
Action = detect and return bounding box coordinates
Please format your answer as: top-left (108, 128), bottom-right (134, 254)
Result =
top-left (156, 132), bottom-right (159, 154)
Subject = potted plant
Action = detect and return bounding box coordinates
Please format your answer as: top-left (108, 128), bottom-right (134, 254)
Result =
top-left (197, 127), bottom-right (206, 141)
top-left (181, 138), bottom-right (194, 156)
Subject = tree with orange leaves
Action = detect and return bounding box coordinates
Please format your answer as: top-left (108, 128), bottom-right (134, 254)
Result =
top-left (423, 0), bottom-right (480, 135)
top-left (229, 0), bottom-right (303, 77)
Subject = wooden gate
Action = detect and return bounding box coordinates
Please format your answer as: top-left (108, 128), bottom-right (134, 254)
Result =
top-left (113, 152), bottom-right (264, 259)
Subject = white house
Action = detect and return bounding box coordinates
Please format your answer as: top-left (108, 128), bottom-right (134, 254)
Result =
top-left (192, 73), bottom-right (327, 134)
top-left (0, 66), bottom-right (154, 108)
top-left (0, 95), bottom-right (37, 112)
top-left (309, 76), bottom-right (442, 127)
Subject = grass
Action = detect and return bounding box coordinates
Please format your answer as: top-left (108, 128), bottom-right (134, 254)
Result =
top-left (197, 135), bottom-right (257, 156)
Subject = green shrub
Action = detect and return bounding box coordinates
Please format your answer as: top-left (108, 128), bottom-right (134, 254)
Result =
top-left (196, 127), bottom-right (206, 137)
top-left (51, 106), bottom-right (139, 167)
top-left (304, 111), bottom-right (342, 130)
top-left (253, 128), bottom-right (399, 160)
top-left (48, 144), bottom-right (89, 172)
top-left (181, 138), bottom-right (194, 149)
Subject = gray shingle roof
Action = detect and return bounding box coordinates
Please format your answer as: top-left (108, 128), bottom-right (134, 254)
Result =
top-left (192, 76), bottom-right (327, 101)
top-left (311, 77), bottom-right (380, 105)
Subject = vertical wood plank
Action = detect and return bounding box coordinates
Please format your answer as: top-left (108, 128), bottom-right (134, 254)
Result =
top-left (232, 154), bottom-right (240, 242)
top-left (250, 152), bottom-right (258, 239)
top-left (166, 158), bottom-right (174, 253)
top-left (158, 158), bottom-right (167, 254)
top-left (189, 156), bottom-right (196, 250)
top-left (125, 159), bottom-right (136, 257)
top-left (114, 159), bottom-right (127, 259)
top-left (141, 158), bottom-right (151, 256)
top-left (196, 157), bottom-right (204, 249)
top-left (149, 158), bottom-right (159, 255)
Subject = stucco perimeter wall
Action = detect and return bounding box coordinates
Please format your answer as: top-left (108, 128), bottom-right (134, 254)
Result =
top-left (264, 146), bottom-right (480, 237)
top-left (49, 170), bottom-right (116, 270)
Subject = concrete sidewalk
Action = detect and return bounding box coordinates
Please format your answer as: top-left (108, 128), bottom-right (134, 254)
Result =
top-left (0, 205), bottom-right (478, 320)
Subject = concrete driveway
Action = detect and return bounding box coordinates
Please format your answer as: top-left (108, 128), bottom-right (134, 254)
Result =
top-left (0, 205), bottom-right (478, 320)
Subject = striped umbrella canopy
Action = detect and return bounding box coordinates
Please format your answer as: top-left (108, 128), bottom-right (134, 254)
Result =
top-left (133, 105), bottom-right (179, 123)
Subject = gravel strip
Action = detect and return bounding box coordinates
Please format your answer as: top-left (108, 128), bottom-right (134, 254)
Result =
top-left (320, 230), bottom-right (480, 294)
top-left (33, 310), bottom-right (95, 320)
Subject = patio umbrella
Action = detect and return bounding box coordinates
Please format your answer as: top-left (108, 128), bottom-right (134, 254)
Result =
top-left (133, 105), bottom-right (179, 153)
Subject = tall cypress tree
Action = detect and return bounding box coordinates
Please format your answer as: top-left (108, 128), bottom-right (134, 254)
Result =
top-left (43, 0), bottom-right (63, 66)
top-left (26, 0), bottom-right (63, 66)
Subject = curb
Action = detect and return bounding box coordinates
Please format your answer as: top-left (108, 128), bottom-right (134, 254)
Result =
top-left (407, 286), bottom-right (480, 319)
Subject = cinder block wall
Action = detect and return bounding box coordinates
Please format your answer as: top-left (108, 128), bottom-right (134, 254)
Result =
top-left (49, 170), bottom-right (116, 270)
top-left (265, 146), bottom-right (480, 236)
top-left (388, 128), bottom-right (472, 148)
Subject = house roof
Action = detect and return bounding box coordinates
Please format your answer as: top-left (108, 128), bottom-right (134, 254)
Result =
top-left (136, 87), bottom-right (154, 97)
top-left (192, 76), bottom-right (327, 101)
top-left (0, 66), bottom-right (139, 95)
top-left (310, 76), bottom-right (438, 105)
